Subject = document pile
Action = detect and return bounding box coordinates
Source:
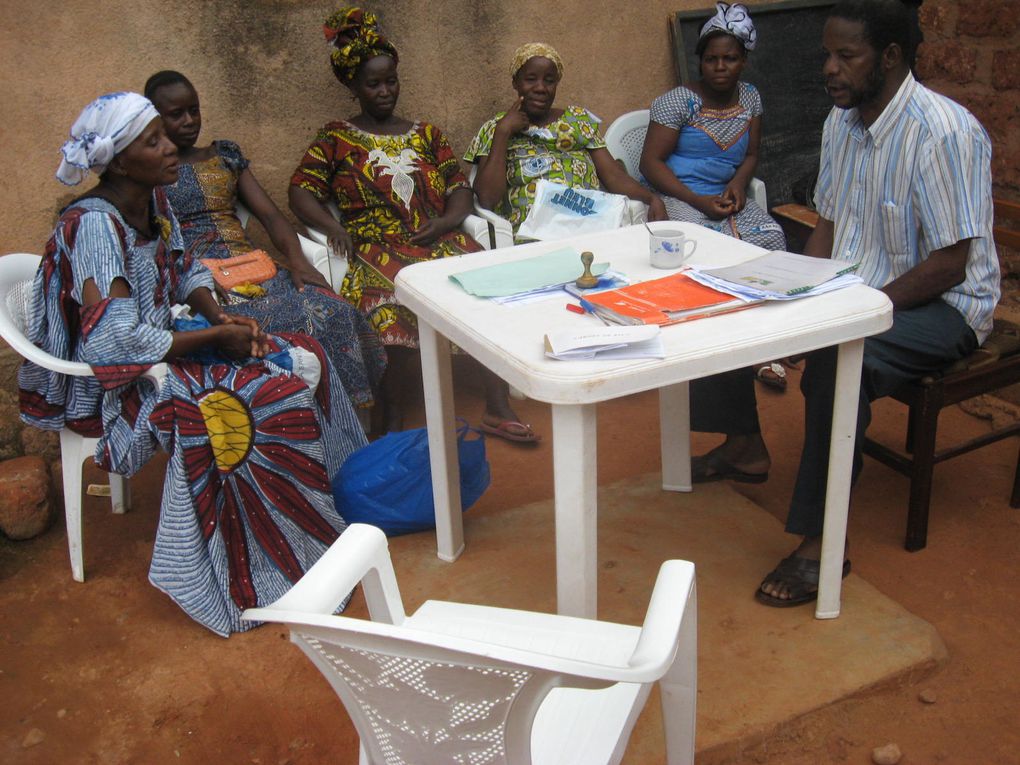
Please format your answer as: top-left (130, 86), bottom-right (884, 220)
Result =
top-left (450, 247), bottom-right (607, 305)
top-left (544, 325), bottom-right (664, 361)
top-left (685, 251), bottom-right (861, 301)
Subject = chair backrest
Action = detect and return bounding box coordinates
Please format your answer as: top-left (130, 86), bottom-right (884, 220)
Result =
top-left (244, 525), bottom-right (624, 765)
top-left (0, 252), bottom-right (93, 377)
top-left (603, 110), bottom-right (651, 180)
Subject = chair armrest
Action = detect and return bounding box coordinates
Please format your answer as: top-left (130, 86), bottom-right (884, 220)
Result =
top-left (627, 559), bottom-right (696, 679)
top-left (748, 177), bottom-right (767, 210)
top-left (471, 203), bottom-right (515, 249)
top-left (460, 213), bottom-right (511, 251)
top-left (298, 233), bottom-right (346, 292)
top-left (624, 199), bottom-right (649, 226)
top-left (243, 524), bottom-right (407, 625)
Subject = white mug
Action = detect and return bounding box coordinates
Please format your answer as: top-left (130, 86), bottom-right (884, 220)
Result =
top-left (649, 229), bottom-right (698, 269)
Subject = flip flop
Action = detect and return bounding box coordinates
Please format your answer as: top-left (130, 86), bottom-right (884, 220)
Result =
top-left (755, 362), bottom-right (788, 392)
top-left (479, 419), bottom-right (541, 444)
top-left (754, 555), bottom-right (852, 608)
top-left (691, 451), bottom-right (768, 484)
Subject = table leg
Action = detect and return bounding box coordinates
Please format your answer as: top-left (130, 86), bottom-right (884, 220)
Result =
top-left (815, 339), bottom-right (864, 619)
top-left (552, 402), bottom-right (598, 619)
top-left (660, 381), bottom-right (692, 492)
top-left (418, 323), bottom-right (464, 562)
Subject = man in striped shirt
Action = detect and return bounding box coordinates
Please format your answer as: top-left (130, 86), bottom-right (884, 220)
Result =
top-left (752, 0), bottom-right (1001, 606)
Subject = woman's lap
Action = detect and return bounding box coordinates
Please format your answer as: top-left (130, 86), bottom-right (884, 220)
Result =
top-left (661, 196), bottom-right (786, 251)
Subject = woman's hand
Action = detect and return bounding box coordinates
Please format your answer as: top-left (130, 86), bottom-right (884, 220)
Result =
top-left (646, 196), bottom-right (669, 222)
top-left (408, 216), bottom-right (455, 246)
top-left (287, 256), bottom-right (331, 291)
top-left (722, 181), bottom-right (747, 213)
top-left (694, 194), bottom-right (735, 220)
top-left (325, 220), bottom-right (355, 262)
top-left (495, 97), bottom-right (530, 137)
top-left (216, 313), bottom-right (270, 358)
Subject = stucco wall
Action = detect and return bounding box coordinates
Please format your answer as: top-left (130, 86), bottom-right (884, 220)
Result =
top-left (1, 1), bottom-right (1014, 252)
top-left (0, 0), bottom-right (726, 252)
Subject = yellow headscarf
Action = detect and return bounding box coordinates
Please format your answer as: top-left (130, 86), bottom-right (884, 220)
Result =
top-left (324, 7), bottom-right (399, 84)
top-left (510, 42), bottom-right (564, 79)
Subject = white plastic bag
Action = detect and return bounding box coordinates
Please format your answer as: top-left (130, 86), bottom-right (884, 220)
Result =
top-left (517, 179), bottom-right (628, 242)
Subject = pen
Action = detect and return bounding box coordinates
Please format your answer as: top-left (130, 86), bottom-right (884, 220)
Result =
top-left (565, 303), bottom-right (586, 315)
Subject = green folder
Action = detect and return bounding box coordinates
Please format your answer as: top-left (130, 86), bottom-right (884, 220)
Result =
top-left (450, 247), bottom-right (608, 298)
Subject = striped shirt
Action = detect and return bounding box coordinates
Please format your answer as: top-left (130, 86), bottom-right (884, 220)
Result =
top-left (815, 73), bottom-right (1000, 343)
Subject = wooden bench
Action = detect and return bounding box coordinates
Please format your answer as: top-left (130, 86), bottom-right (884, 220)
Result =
top-left (771, 199), bottom-right (1020, 551)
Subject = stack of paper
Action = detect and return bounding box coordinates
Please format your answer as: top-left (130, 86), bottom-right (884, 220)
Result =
top-left (580, 272), bottom-right (755, 326)
top-left (451, 247), bottom-right (608, 298)
top-left (686, 251), bottom-right (862, 301)
top-left (544, 325), bottom-right (664, 360)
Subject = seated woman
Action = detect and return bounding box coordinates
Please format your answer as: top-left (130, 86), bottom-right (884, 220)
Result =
top-left (639, 2), bottom-right (785, 252)
top-left (289, 7), bottom-right (537, 443)
top-left (640, 3), bottom-right (784, 484)
top-left (144, 70), bottom-right (386, 412)
top-left (19, 92), bottom-right (367, 636)
top-left (465, 42), bottom-right (667, 242)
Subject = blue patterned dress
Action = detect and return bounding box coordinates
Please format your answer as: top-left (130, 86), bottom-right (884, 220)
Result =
top-left (649, 83), bottom-right (785, 250)
top-left (18, 192), bottom-right (367, 636)
top-left (164, 140), bottom-right (386, 408)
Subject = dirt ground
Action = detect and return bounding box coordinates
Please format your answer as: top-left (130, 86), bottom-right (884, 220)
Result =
top-left (2, 360), bottom-right (1019, 764)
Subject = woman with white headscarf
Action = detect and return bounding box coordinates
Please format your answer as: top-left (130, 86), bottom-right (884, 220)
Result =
top-left (20, 92), bottom-right (367, 636)
top-left (640, 2), bottom-right (785, 252)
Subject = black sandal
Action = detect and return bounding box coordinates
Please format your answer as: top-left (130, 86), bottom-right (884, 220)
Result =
top-left (754, 555), bottom-right (851, 608)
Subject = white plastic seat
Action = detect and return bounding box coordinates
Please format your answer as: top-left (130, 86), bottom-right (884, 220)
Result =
top-left (603, 109), bottom-right (767, 210)
top-left (0, 252), bottom-right (166, 582)
top-left (244, 523), bottom-right (697, 765)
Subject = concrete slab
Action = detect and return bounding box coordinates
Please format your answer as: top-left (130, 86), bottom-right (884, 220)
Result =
top-left (384, 473), bottom-right (947, 763)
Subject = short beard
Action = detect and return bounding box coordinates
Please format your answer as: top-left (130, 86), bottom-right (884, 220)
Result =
top-left (847, 58), bottom-right (886, 110)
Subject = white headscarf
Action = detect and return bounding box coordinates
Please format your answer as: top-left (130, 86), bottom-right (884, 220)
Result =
top-left (699, 2), bottom-right (757, 52)
top-left (56, 92), bottom-right (160, 186)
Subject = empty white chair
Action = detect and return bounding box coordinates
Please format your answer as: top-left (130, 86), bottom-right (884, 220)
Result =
top-left (244, 523), bottom-right (697, 764)
top-left (603, 109), bottom-right (767, 210)
top-left (0, 252), bottom-right (166, 582)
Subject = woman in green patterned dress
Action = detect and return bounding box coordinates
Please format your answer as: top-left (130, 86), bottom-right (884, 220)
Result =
top-left (289, 8), bottom-right (538, 441)
top-left (466, 43), bottom-right (667, 242)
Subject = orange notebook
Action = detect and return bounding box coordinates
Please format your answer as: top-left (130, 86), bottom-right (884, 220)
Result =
top-left (581, 272), bottom-right (757, 326)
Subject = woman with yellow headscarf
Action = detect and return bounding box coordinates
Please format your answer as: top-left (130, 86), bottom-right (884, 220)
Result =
top-left (465, 42), bottom-right (667, 241)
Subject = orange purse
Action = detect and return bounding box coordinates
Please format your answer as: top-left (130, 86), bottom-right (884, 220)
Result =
top-left (200, 250), bottom-right (277, 290)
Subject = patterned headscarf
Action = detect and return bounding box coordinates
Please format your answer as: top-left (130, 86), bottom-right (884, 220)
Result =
top-left (699, 2), bottom-right (757, 52)
top-left (510, 42), bottom-right (565, 80)
top-left (56, 92), bottom-right (160, 186)
top-left (324, 7), bottom-right (398, 84)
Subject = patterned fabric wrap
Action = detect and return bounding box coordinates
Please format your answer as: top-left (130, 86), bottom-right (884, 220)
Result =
top-left (290, 121), bottom-right (482, 348)
top-left (164, 140), bottom-right (386, 407)
top-left (463, 105), bottom-right (606, 240)
top-left (324, 7), bottom-right (398, 84)
top-left (57, 92), bottom-right (160, 185)
top-left (18, 194), bottom-right (368, 636)
top-left (699, 2), bottom-right (757, 51)
top-left (509, 42), bottom-right (564, 79)
top-left (649, 82), bottom-right (783, 249)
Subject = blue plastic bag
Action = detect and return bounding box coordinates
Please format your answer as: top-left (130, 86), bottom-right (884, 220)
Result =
top-left (333, 420), bottom-right (490, 536)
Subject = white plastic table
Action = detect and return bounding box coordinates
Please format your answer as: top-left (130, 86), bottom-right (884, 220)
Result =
top-left (395, 223), bottom-right (892, 620)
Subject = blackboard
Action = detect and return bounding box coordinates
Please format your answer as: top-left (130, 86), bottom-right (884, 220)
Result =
top-left (670, 0), bottom-right (835, 208)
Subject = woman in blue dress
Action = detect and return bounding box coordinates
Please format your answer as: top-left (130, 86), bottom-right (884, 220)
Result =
top-left (19, 92), bottom-right (367, 636)
top-left (639, 2), bottom-right (785, 251)
top-left (144, 70), bottom-right (386, 412)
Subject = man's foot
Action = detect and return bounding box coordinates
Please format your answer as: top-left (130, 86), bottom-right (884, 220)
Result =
top-left (691, 437), bottom-right (770, 484)
top-left (755, 536), bottom-right (850, 607)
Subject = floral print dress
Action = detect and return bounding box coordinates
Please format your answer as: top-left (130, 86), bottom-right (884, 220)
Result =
top-left (463, 105), bottom-right (606, 240)
top-left (290, 122), bottom-right (482, 348)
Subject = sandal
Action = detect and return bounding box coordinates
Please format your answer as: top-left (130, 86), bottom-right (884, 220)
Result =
top-left (754, 555), bottom-right (851, 608)
top-left (479, 419), bottom-right (541, 444)
top-left (692, 451), bottom-right (768, 484)
top-left (755, 362), bottom-right (787, 392)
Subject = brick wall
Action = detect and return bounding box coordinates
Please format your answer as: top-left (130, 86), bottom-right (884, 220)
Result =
top-left (917, 0), bottom-right (1019, 305)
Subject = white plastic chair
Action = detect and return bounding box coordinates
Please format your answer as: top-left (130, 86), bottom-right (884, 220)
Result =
top-left (0, 252), bottom-right (165, 582)
top-left (234, 201), bottom-right (343, 292)
top-left (603, 109), bottom-right (767, 210)
top-left (244, 523), bottom-right (697, 765)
